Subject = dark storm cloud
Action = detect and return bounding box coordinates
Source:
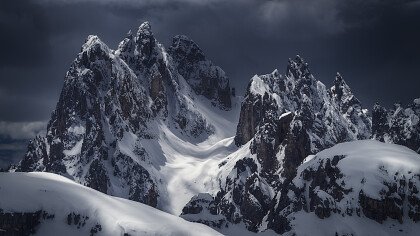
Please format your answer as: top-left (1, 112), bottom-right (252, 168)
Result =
top-left (0, 0), bottom-right (50, 67)
top-left (0, 0), bottom-right (419, 125)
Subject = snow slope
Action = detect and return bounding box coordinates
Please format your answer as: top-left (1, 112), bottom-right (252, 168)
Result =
top-left (287, 140), bottom-right (420, 236)
top-left (0, 172), bottom-right (222, 236)
top-left (156, 94), bottom-right (241, 215)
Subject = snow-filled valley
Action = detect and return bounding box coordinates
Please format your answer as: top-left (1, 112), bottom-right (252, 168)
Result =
top-left (151, 95), bottom-right (242, 215)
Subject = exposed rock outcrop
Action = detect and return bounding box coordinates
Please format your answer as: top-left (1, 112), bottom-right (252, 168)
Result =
top-left (372, 98), bottom-right (420, 153)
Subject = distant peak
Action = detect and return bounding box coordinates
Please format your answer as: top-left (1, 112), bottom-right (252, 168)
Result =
top-left (171, 35), bottom-right (201, 51)
top-left (333, 72), bottom-right (347, 86)
top-left (295, 54), bottom-right (303, 63)
top-left (137, 21), bottom-right (153, 38)
top-left (286, 55), bottom-right (311, 80)
top-left (139, 21), bottom-right (151, 30)
top-left (169, 34), bottom-right (205, 62)
top-left (81, 35), bottom-right (110, 54)
top-left (336, 72), bottom-right (342, 79)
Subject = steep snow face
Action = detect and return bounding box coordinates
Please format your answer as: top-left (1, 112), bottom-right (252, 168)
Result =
top-left (184, 55), bottom-right (372, 232)
top-left (373, 99), bottom-right (420, 154)
top-left (11, 22), bottom-right (236, 211)
top-left (0, 172), bottom-right (222, 236)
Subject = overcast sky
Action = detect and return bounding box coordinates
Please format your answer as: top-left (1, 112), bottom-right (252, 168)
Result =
top-left (0, 0), bottom-right (419, 167)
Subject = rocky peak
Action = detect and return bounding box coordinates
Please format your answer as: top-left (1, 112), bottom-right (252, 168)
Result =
top-left (12, 22), bottom-right (235, 210)
top-left (79, 35), bottom-right (111, 67)
top-left (81, 35), bottom-right (110, 54)
top-left (169, 35), bottom-right (206, 63)
top-left (329, 72), bottom-right (371, 139)
top-left (135, 21), bottom-right (156, 63)
top-left (372, 99), bottom-right (420, 153)
top-left (286, 55), bottom-right (312, 81)
top-left (168, 35), bottom-right (232, 109)
top-left (195, 55), bottom-right (373, 232)
top-left (331, 72), bottom-right (348, 100)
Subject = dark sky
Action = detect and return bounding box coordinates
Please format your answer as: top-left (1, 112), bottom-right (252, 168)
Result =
top-left (0, 0), bottom-right (419, 167)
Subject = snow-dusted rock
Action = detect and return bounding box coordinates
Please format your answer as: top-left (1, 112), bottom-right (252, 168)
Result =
top-left (168, 35), bottom-right (232, 110)
top-left (283, 140), bottom-right (420, 235)
top-left (373, 99), bottom-right (420, 154)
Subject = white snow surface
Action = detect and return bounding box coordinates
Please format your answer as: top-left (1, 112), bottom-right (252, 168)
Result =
top-left (144, 94), bottom-right (242, 215)
top-left (294, 140), bottom-right (420, 197)
top-left (0, 172), bottom-right (222, 236)
top-left (289, 140), bottom-right (420, 236)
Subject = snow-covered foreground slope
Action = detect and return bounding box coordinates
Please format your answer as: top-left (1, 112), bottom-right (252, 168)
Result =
top-left (0, 172), bottom-right (221, 236)
top-left (287, 140), bottom-right (420, 235)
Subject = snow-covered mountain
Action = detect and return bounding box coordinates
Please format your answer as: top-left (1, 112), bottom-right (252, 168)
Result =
top-left (0, 172), bottom-right (221, 236)
top-left (182, 140), bottom-right (420, 235)
top-left (182, 55), bottom-right (372, 232)
top-left (5, 22), bottom-right (420, 235)
top-left (10, 22), bottom-right (235, 211)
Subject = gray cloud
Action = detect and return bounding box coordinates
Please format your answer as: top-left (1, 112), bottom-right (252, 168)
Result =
top-left (0, 121), bottom-right (47, 140)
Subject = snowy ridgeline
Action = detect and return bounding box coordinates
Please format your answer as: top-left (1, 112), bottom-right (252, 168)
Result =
top-left (0, 172), bottom-right (221, 236)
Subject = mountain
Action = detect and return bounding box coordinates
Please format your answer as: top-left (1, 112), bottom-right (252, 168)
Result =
top-left (10, 22), bottom-right (235, 211)
top-left (277, 140), bottom-right (420, 235)
top-left (182, 139), bottom-right (420, 235)
top-left (182, 55), bottom-right (373, 232)
top-left (372, 98), bottom-right (420, 154)
top-left (0, 172), bottom-right (221, 236)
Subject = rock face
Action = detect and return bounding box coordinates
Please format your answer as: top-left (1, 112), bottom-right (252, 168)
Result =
top-left (11, 22), bottom-right (231, 209)
top-left (182, 56), bottom-right (374, 232)
top-left (0, 210), bottom-right (54, 236)
top-left (168, 35), bottom-right (231, 110)
top-left (372, 98), bottom-right (420, 153)
top-left (287, 141), bottom-right (420, 230)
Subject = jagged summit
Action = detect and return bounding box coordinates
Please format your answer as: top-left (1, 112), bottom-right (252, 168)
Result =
top-left (286, 55), bottom-right (312, 80)
top-left (372, 98), bottom-right (420, 153)
top-left (190, 55), bottom-right (373, 233)
top-left (11, 21), bottom-right (234, 210)
top-left (331, 72), bottom-right (354, 100)
top-left (81, 35), bottom-right (110, 53)
top-left (168, 34), bottom-right (231, 109)
top-left (170, 35), bottom-right (206, 62)
top-left (138, 21), bottom-right (152, 33)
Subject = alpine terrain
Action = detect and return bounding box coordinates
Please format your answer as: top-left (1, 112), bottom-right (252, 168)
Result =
top-left (2, 22), bottom-right (420, 236)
